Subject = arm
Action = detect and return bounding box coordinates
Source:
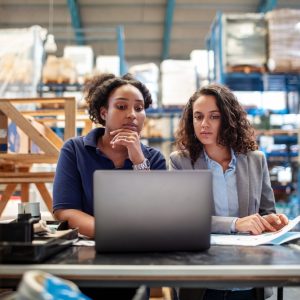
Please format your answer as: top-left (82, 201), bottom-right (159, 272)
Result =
top-left (53, 140), bottom-right (93, 236)
top-left (169, 151), bottom-right (189, 170)
top-left (54, 209), bottom-right (95, 238)
top-left (234, 153), bottom-right (287, 234)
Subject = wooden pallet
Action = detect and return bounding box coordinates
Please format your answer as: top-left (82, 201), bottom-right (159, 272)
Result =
top-left (227, 64), bottom-right (266, 74)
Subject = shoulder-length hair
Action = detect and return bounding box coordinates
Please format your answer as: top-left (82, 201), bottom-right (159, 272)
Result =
top-left (175, 83), bottom-right (258, 166)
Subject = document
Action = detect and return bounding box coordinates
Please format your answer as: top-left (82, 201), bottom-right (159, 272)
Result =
top-left (211, 215), bottom-right (300, 246)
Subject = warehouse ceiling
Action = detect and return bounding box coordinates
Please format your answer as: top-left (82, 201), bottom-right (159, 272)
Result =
top-left (0, 0), bottom-right (300, 65)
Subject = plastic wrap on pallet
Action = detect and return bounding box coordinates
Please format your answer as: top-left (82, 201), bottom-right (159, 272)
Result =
top-left (224, 13), bottom-right (267, 71)
top-left (96, 55), bottom-right (120, 76)
top-left (161, 60), bottom-right (197, 106)
top-left (0, 26), bottom-right (45, 99)
top-left (129, 63), bottom-right (159, 108)
top-left (266, 9), bottom-right (300, 73)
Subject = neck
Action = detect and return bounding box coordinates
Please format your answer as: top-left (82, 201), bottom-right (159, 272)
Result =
top-left (204, 144), bottom-right (231, 165)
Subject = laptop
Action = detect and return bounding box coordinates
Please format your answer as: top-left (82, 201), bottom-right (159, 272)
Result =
top-left (94, 170), bottom-right (212, 253)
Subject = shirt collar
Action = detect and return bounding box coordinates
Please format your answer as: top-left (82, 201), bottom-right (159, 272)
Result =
top-left (83, 127), bottom-right (105, 148)
top-left (83, 127), bottom-right (151, 159)
top-left (203, 148), bottom-right (237, 169)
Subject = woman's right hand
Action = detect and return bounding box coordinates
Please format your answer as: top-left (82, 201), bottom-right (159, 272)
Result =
top-left (235, 213), bottom-right (277, 235)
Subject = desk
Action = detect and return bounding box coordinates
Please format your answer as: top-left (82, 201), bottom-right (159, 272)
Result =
top-left (1, 245), bottom-right (300, 290)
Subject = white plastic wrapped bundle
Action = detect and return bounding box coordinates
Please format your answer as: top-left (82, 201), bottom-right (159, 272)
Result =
top-left (223, 13), bottom-right (267, 71)
top-left (161, 60), bottom-right (197, 106)
top-left (266, 9), bottom-right (300, 73)
top-left (0, 26), bottom-right (45, 99)
top-left (129, 63), bottom-right (159, 107)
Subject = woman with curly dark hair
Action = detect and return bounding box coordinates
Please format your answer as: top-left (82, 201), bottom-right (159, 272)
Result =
top-left (170, 84), bottom-right (288, 300)
top-left (171, 83), bottom-right (288, 235)
top-left (53, 73), bottom-right (166, 239)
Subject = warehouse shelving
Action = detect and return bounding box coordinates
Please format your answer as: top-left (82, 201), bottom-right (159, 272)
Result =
top-left (206, 11), bottom-right (300, 214)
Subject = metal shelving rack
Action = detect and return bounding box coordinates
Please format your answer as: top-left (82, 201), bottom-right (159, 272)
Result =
top-left (206, 11), bottom-right (300, 216)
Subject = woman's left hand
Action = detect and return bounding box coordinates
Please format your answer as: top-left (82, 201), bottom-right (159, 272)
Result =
top-left (110, 129), bottom-right (145, 164)
top-left (263, 213), bottom-right (289, 231)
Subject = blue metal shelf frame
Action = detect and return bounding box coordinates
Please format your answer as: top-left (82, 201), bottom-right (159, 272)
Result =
top-left (117, 25), bottom-right (127, 75)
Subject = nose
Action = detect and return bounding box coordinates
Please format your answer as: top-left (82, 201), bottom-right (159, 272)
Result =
top-left (126, 107), bottom-right (136, 120)
top-left (201, 116), bottom-right (210, 127)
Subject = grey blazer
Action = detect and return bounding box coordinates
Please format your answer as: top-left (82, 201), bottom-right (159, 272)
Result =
top-left (169, 150), bottom-right (276, 233)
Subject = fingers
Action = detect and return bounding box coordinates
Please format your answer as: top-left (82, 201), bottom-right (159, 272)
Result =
top-left (235, 214), bottom-right (277, 235)
top-left (263, 213), bottom-right (281, 226)
top-left (277, 214), bottom-right (289, 226)
top-left (250, 214), bottom-right (276, 234)
top-left (258, 214), bottom-right (277, 232)
top-left (110, 131), bottom-right (139, 148)
top-left (263, 213), bottom-right (289, 231)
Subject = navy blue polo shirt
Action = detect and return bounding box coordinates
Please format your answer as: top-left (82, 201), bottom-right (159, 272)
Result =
top-left (53, 127), bottom-right (166, 215)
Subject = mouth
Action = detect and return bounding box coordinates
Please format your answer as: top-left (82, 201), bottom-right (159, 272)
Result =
top-left (122, 124), bottom-right (138, 131)
top-left (200, 132), bottom-right (212, 137)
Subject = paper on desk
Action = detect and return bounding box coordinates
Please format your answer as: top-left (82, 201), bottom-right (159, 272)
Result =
top-left (72, 239), bottom-right (95, 246)
top-left (211, 215), bottom-right (300, 246)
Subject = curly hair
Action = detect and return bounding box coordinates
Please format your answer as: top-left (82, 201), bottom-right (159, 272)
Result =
top-left (176, 83), bottom-right (258, 166)
top-left (84, 73), bottom-right (153, 125)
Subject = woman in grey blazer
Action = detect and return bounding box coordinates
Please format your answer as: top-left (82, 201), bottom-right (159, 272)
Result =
top-left (169, 83), bottom-right (288, 300)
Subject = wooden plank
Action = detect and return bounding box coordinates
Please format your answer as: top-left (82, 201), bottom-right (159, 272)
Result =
top-left (36, 121), bottom-right (64, 149)
top-left (21, 183), bottom-right (29, 202)
top-left (0, 183), bottom-right (17, 216)
top-left (0, 97), bottom-right (75, 104)
top-left (82, 119), bottom-right (93, 136)
top-left (0, 172), bottom-right (55, 178)
top-left (0, 177), bottom-right (54, 183)
top-left (21, 108), bottom-right (87, 117)
top-left (0, 154), bottom-right (57, 164)
top-left (36, 183), bottom-right (53, 213)
top-left (0, 102), bottom-right (59, 156)
top-left (64, 98), bottom-right (77, 140)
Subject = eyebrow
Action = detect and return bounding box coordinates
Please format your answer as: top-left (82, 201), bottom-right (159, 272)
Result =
top-left (193, 110), bottom-right (220, 113)
top-left (113, 97), bottom-right (144, 102)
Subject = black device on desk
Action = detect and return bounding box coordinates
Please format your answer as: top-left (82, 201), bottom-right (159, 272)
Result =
top-left (0, 214), bottom-right (77, 263)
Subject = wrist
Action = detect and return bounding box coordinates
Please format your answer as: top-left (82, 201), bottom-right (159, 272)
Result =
top-left (132, 158), bottom-right (150, 170)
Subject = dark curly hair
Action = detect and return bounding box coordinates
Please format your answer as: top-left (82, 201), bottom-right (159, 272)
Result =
top-left (84, 73), bottom-right (152, 125)
top-left (176, 83), bottom-right (258, 166)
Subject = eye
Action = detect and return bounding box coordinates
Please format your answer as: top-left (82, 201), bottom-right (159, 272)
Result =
top-left (135, 104), bottom-right (144, 112)
top-left (193, 114), bottom-right (203, 121)
top-left (116, 104), bottom-right (127, 110)
top-left (210, 114), bottom-right (221, 120)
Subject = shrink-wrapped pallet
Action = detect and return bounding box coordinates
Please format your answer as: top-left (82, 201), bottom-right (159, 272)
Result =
top-left (266, 9), bottom-right (300, 73)
top-left (129, 63), bottom-right (159, 107)
top-left (161, 60), bottom-right (197, 107)
top-left (223, 13), bottom-right (267, 72)
top-left (0, 26), bottom-right (45, 98)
